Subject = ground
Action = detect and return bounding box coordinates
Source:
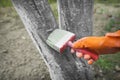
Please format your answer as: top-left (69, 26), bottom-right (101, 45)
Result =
top-left (0, 7), bottom-right (50, 80)
top-left (0, 2), bottom-right (120, 80)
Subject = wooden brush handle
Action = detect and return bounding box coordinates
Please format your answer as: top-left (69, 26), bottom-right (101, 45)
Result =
top-left (67, 41), bottom-right (99, 61)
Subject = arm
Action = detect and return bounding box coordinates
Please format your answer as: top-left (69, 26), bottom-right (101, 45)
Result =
top-left (72, 30), bottom-right (120, 64)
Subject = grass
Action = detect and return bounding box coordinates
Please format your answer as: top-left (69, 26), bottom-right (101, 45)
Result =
top-left (104, 14), bottom-right (120, 32)
top-left (0, 0), bottom-right (12, 7)
top-left (95, 52), bottom-right (120, 70)
top-left (95, 56), bottom-right (114, 70)
top-left (48, 0), bottom-right (56, 4)
top-left (49, 1), bottom-right (58, 21)
top-left (95, 0), bottom-right (120, 4)
top-left (0, 0), bottom-right (57, 7)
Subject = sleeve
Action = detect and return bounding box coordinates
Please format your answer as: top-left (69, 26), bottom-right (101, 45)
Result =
top-left (105, 30), bottom-right (120, 37)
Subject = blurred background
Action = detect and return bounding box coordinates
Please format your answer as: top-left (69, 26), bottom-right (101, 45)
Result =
top-left (0, 0), bottom-right (120, 80)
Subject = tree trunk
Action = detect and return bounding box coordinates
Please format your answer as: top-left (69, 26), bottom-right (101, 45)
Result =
top-left (12, 0), bottom-right (94, 80)
top-left (58, 0), bottom-right (93, 38)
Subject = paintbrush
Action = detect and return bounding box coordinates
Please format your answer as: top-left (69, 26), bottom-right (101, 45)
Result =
top-left (46, 29), bottom-right (98, 61)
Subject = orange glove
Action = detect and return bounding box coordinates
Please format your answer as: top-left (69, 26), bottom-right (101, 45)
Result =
top-left (72, 30), bottom-right (120, 64)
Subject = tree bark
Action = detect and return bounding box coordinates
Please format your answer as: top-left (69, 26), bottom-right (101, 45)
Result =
top-left (58, 0), bottom-right (93, 38)
top-left (12, 0), bottom-right (94, 80)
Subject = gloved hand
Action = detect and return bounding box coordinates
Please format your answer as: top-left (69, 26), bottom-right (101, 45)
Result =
top-left (71, 30), bottom-right (120, 64)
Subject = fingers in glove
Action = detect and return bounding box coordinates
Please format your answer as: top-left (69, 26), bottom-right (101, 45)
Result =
top-left (71, 49), bottom-right (75, 53)
top-left (76, 52), bottom-right (83, 58)
top-left (75, 51), bottom-right (94, 65)
top-left (88, 59), bottom-right (94, 65)
top-left (84, 54), bottom-right (91, 60)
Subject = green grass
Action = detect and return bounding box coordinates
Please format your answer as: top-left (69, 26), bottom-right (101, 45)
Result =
top-left (49, 2), bottom-right (58, 21)
top-left (105, 18), bottom-right (116, 31)
top-left (95, 56), bottom-right (114, 70)
top-left (95, 52), bottom-right (120, 70)
top-left (104, 14), bottom-right (120, 32)
top-left (0, 0), bottom-right (57, 7)
top-left (48, 0), bottom-right (56, 4)
top-left (0, 0), bottom-right (12, 7)
top-left (95, 0), bottom-right (120, 4)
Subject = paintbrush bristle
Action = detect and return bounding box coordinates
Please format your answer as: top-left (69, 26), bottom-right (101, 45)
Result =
top-left (46, 29), bottom-right (75, 53)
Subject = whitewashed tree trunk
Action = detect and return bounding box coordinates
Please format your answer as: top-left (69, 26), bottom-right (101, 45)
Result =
top-left (12, 0), bottom-right (94, 80)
